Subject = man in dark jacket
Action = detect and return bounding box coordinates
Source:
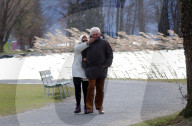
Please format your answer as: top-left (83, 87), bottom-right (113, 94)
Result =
top-left (85, 27), bottom-right (113, 114)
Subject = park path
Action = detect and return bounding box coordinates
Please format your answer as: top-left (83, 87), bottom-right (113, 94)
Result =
top-left (0, 80), bottom-right (186, 126)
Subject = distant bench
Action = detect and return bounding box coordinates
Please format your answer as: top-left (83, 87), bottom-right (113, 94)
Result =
top-left (39, 70), bottom-right (70, 99)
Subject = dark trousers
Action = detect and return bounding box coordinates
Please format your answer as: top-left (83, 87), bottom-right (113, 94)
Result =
top-left (73, 77), bottom-right (89, 107)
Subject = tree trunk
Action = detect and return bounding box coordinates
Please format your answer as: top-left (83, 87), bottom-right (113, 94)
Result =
top-left (137, 0), bottom-right (145, 32)
top-left (158, 0), bottom-right (170, 36)
top-left (170, 0), bottom-right (182, 37)
top-left (116, 6), bottom-right (120, 36)
top-left (116, 0), bottom-right (126, 35)
top-left (174, 1), bottom-right (182, 37)
top-left (131, 1), bottom-right (137, 34)
top-left (0, 35), bottom-right (4, 52)
top-left (0, 43), bottom-right (4, 52)
top-left (119, 0), bottom-right (126, 31)
top-left (180, 0), bottom-right (192, 118)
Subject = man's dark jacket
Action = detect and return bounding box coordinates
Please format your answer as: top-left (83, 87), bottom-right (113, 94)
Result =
top-left (85, 38), bottom-right (113, 79)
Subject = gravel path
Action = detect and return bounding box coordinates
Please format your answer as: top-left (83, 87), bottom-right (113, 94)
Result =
top-left (0, 80), bottom-right (186, 126)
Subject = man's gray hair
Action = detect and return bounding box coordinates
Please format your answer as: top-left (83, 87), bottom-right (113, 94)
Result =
top-left (90, 27), bottom-right (101, 35)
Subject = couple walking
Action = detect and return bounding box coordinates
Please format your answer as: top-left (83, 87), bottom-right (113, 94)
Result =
top-left (72, 27), bottom-right (113, 114)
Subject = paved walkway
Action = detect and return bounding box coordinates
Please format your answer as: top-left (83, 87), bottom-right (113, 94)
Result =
top-left (0, 80), bottom-right (186, 126)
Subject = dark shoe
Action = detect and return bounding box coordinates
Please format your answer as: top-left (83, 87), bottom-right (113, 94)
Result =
top-left (74, 106), bottom-right (81, 113)
top-left (86, 108), bottom-right (93, 114)
top-left (84, 107), bottom-right (89, 114)
top-left (98, 109), bottom-right (104, 114)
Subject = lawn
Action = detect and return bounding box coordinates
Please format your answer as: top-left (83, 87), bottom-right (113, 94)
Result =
top-left (0, 84), bottom-right (74, 116)
top-left (108, 78), bottom-right (187, 84)
top-left (129, 111), bottom-right (181, 126)
top-left (145, 79), bottom-right (187, 84)
top-left (3, 42), bottom-right (12, 51)
top-left (0, 42), bottom-right (27, 54)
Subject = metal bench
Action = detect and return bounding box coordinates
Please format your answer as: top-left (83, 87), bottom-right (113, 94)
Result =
top-left (39, 70), bottom-right (70, 99)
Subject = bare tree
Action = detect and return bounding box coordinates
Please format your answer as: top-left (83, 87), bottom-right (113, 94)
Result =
top-left (158, 0), bottom-right (170, 36)
top-left (149, 0), bottom-right (163, 24)
top-left (0, 0), bottom-right (31, 52)
top-left (180, 0), bottom-right (192, 118)
top-left (115, 0), bottom-right (126, 34)
top-left (56, 0), bottom-right (104, 33)
top-left (170, 0), bottom-right (182, 37)
top-left (13, 0), bottom-right (45, 50)
top-left (131, 0), bottom-right (137, 34)
top-left (50, 0), bottom-right (180, 38)
top-left (137, 0), bottom-right (145, 32)
top-left (124, 0), bottom-right (135, 34)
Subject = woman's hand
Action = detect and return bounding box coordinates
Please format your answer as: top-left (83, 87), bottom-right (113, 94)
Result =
top-left (83, 58), bottom-right (87, 61)
top-left (86, 38), bottom-right (95, 45)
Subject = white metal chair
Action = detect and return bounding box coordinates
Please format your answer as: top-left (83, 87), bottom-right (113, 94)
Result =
top-left (39, 70), bottom-right (70, 99)
top-left (60, 80), bottom-right (71, 97)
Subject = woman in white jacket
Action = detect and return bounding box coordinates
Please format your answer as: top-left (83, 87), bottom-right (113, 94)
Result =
top-left (72, 35), bottom-right (93, 114)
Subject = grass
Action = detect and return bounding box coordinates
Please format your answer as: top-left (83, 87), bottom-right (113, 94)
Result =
top-left (146, 79), bottom-right (187, 84)
top-left (0, 51), bottom-right (28, 54)
top-left (129, 111), bottom-right (182, 126)
top-left (107, 78), bottom-right (187, 84)
top-left (3, 42), bottom-right (13, 51)
top-left (0, 84), bottom-right (74, 116)
top-left (1, 42), bottom-right (28, 54)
